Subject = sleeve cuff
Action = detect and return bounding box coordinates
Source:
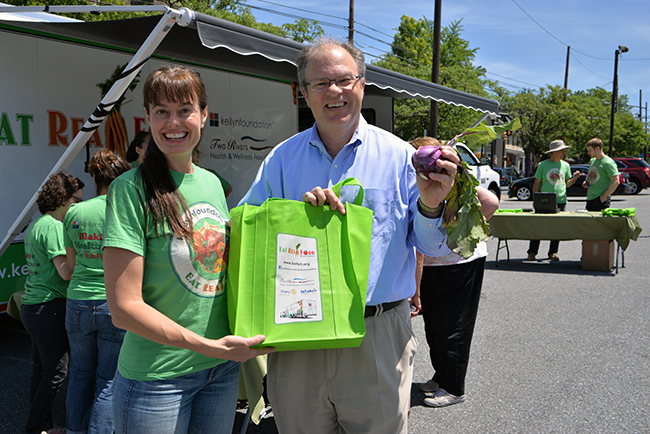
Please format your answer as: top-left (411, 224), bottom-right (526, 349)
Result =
top-left (418, 198), bottom-right (445, 219)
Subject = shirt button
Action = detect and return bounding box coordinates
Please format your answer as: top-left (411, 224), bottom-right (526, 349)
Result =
top-left (428, 223), bottom-right (433, 227)
top-left (334, 164), bottom-right (339, 169)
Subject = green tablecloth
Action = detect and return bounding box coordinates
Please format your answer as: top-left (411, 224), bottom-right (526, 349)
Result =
top-left (489, 211), bottom-right (642, 251)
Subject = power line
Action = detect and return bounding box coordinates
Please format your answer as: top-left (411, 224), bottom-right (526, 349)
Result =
top-left (484, 71), bottom-right (542, 89)
top-left (510, 0), bottom-right (568, 47)
top-left (244, 0), bottom-right (396, 40)
top-left (509, 0), bottom-right (620, 84)
top-left (243, 0), bottom-right (432, 68)
top-left (243, 0), bottom-right (346, 24)
top-left (243, 3), bottom-right (348, 32)
top-left (570, 53), bottom-right (610, 80)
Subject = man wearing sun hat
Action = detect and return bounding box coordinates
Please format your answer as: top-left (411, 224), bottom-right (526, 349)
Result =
top-left (527, 140), bottom-right (582, 261)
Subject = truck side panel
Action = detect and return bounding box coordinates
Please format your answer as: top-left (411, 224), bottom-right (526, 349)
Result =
top-left (0, 30), bottom-right (298, 306)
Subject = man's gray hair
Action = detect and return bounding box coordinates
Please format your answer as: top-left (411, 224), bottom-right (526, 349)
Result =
top-left (296, 37), bottom-right (366, 90)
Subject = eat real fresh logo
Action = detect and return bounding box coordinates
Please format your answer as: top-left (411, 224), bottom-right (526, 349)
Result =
top-left (278, 243), bottom-right (316, 257)
top-left (0, 110), bottom-right (147, 147)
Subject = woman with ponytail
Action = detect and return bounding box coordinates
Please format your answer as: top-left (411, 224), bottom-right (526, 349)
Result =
top-left (63, 149), bottom-right (131, 434)
top-left (102, 65), bottom-right (273, 434)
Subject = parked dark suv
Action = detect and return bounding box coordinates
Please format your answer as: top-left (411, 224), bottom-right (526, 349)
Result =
top-left (613, 157), bottom-right (650, 194)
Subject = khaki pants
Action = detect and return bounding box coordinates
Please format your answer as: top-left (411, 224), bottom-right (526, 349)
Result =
top-left (267, 300), bottom-right (417, 434)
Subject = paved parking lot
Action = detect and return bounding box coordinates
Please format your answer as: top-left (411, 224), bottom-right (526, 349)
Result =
top-left (1, 192), bottom-right (648, 434)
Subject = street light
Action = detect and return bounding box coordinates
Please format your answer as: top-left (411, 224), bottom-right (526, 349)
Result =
top-left (608, 45), bottom-right (629, 157)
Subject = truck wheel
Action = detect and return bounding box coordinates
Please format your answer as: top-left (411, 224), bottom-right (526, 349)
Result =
top-left (516, 186), bottom-right (532, 201)
top-left (629, 178), bottom-right (642, 195)
top-left (488, 184), bottom-right (501, 200)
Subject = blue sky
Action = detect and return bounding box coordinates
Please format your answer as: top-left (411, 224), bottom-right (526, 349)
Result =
top-left (245, 0), bottom-right (650, 118)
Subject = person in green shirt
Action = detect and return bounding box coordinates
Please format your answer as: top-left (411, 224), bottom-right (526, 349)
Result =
top-left (103, 65), bottom-right (273, 434)
top-left (63, 149), bottom-right (131, 434)
top-left (125, 130), bottom-right (150, 168)
top-left (583, 138), bottom-right (620, 211)
top-left (192, 147), bottom-right (233, 198)
top-left (527, 140), bottom-right (582, 261)
top-left (21, 172), bottom-right (84, 434)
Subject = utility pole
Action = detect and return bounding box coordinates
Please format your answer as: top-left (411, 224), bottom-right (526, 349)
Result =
top-left (428, 0), bottom-right (441, 138)
top-left (608, 45), bottom-right (628, 157)
top-left (563, 46), bottom-right (570, 102)
top-left (348, 0), bottom-right (354, 43)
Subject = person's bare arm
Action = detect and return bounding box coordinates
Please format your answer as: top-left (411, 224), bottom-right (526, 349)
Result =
top-left (52, 255), bottom-right (73, 281)
top-left (476, 186), bottom-right (499, 220)
top-left (566, 170), bottom-right (582, 188)
top-left (104, 247), bottom-right (273, 362)
top-left (66, 247), bottom-right (76, 273)
top-left (600, 175), bottom-right (620, 202)
top-left (411, 251), bottom-right (423, 317)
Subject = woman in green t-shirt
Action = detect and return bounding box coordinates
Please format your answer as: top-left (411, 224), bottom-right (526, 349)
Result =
top-left (21, 172), bottom-right (84, 434)
top-left (103, 65), bottom-right (273, 434)
top-left (63, 149), bottom-right (131, 434)
top-left (125, 130), bottom-right (150, 168)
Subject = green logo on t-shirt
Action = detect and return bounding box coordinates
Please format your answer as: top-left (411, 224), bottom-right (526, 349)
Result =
top-left (192, 221), bottom-right (228, 276)
top-left (545, 168), bottom-right (563, 186)
top-left (170, 203), bottom-right (228, 297)
top-left (587, 167), bottom-right (601, 185)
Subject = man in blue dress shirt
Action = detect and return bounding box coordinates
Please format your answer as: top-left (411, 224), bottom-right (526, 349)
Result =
top-left (239, 36), bottom-right (460, 434)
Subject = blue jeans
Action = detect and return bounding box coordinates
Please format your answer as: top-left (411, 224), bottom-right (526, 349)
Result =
top-left (112, 360), bottom-right (240, 434)
top-left (65, 299), bottom-right (125, 434)
top-left (20, 298), bottom-right (69, 434)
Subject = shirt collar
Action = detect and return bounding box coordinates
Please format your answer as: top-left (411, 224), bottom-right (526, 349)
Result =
top-left (307, 116), bottom-right (367, 156)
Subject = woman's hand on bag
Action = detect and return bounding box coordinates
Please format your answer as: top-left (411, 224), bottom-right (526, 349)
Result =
top-left (207, 335), bottom-right (275, 362)
top-left (416, 146), bottom-right (459, 210)
top-left (303, 186), bottom-right (346, 214)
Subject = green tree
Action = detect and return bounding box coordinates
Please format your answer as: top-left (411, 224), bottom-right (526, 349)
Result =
top-left (612, 111), bottom-right (648, 157)
top-left (373, 16), bottom-right (494, 142)
top-left (561, 87), bottom-right (612, 162)
top-left (281, 18), bottom-right (324, 43)
top-left (501, 84), bottom-right (649, 170)
top-left (499, 85), bottom-right (572, 170)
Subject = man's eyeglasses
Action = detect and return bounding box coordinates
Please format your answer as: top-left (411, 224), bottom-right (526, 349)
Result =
top-left (304, 74), bottom-right (363, 92)
top-left (72, 195), bottom-right (83, 203)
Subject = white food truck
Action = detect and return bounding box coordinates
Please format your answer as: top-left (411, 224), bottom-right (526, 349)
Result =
top-left (0, 4), bottom-right (500, 312)
top-left (280, 299), bottom-right (318, 319)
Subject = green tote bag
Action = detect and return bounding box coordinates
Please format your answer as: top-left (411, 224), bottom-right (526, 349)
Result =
top-left (227, 178), bottom-right (373, 351)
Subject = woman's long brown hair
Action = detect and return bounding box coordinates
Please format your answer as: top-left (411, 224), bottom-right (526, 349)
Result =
top-left (140, 66), bottom-right (208, 242)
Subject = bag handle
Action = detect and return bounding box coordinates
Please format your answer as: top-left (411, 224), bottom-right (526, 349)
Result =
top-left (330, 178), bottom-right (371, 315)
top-left (331, 178), bottom-right (364, 206)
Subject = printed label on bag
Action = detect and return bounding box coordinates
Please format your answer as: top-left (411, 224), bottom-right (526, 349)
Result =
top-left (275, 233), bottom-right (322, 324)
